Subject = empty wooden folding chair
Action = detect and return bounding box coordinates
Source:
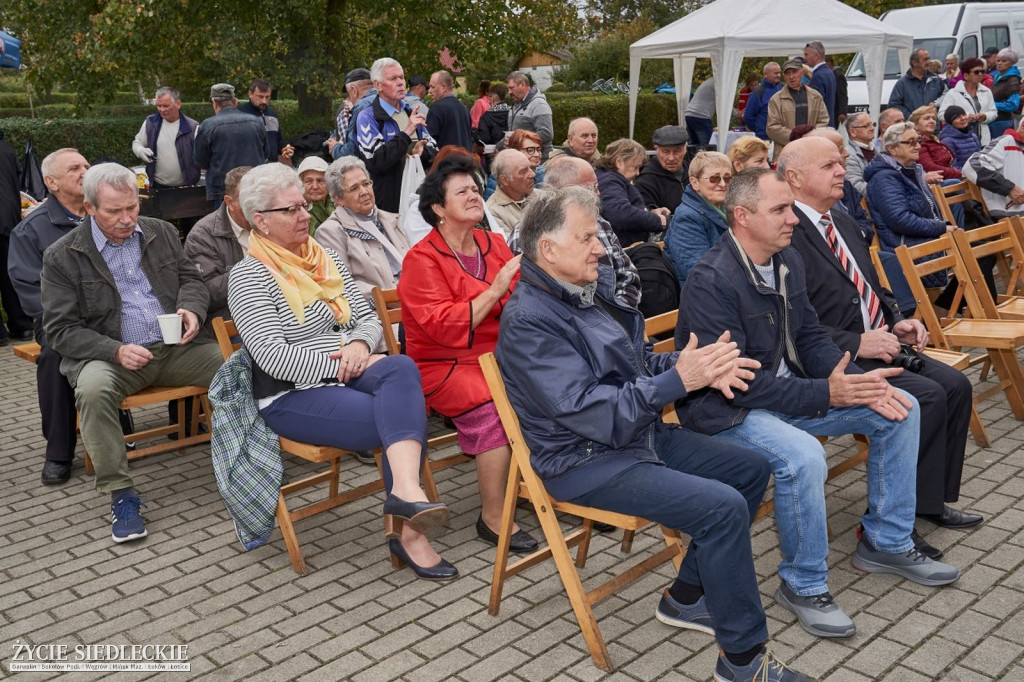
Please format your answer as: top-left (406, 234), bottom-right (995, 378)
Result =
top-left (479, 352), bottom-right (684, 672)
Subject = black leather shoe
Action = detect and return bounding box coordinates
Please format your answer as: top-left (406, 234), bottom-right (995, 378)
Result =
top-left (41, 461), bottom-right (72, 485)
top-left (592, 521), bottom-right (616, 533)
top-left (11, 330), bottom-right (34, 342)
top-left (917, 505), bottom-right (984, 529)
top-left (388, 539), bottom-right (458, 581)
top-left (911, 529), bottom-right (943, 560)
top-left (382, 494), bottom-right (450, 531)
top-left (476, 514), bottom-right (539, 553)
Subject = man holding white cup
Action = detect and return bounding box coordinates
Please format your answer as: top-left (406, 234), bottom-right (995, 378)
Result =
top-left (40, 163), bottom-right (222, 544)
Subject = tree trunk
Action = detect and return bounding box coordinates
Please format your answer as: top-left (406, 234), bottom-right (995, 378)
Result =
top-left (295, 82), bottom-right (332, 117)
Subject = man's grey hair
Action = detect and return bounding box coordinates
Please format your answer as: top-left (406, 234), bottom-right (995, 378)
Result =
top-left (844, 111), bottom-right (871, 135)
top-left (432, 70), bottom-right (454, 90)
top-left (507, 71), bottom-right (530, 87)
top-left (40, 148), bottom-right (80, 178)
top-left (878, 107), bottom-right (904, 131)
top-left (238, 163), bottom-right (302, 225)
top-left (155, 86), bottom-right (180, 102)
top-left (519, 186), bottom-right (601, 261)
top-left (881, 121), bottom-right (914, 152)
top-left (492, 149), bottom-right (527, 185)
top-left (722, 168), bottom-right (784, 228)
top-left (567, 117), bottom-right (596, 136)
top-left (762, 61), bottom-right (780, 75)
top-left (83, 163), bottom-right (138, 207)
top-left (371, 58), bottom-right (402, 82)
top-left (542, 156), bottom-right (592, 189)
top-left (911, 48), bottom-right (929, 65)
top-left (325, 156), bottom-right (369, 200)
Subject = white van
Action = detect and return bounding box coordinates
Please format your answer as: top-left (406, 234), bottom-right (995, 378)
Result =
top-left (846, 2), bottom-right (1024, 113)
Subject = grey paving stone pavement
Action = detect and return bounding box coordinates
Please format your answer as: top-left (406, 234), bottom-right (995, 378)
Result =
top-left (2, 344), bottom-right (1024, 681)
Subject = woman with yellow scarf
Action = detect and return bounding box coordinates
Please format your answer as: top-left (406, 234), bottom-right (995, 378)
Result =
top-left (227, 164), bottom-right (456, 581)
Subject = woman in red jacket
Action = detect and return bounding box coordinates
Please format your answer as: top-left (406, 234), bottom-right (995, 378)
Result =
top-left (399, 155), bottom-right (538, 553)
top-left (911, 105), bottom-right (961, 181)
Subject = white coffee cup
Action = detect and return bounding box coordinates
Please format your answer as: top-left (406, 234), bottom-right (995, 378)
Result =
top-left (157, 313), bottom-right (183, 344)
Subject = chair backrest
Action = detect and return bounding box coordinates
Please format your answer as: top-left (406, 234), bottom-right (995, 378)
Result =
top-left (371, 286), bottom-right (402, 356)
top-left (894, 234), bottom-right (963, 348)
top-left (930, 179), bottom-right (991, 226)
top-left (212, 317), bottom-right (241, 361)
top-left (950, 219), bottom-right (1021, 318)
top-left (644, 309), bottom-right (678, 354)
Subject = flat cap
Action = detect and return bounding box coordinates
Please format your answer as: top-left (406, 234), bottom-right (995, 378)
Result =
top-left (296, 156), bottom-right (329, 175)
top-left (652, 125), bottom-right (688, 146)
top-left (345, 68), bottom-right (371, 84)
top-left (210, 83), bottom-right (235, 99)
top-left (408, 75), bottom-right (428, 87)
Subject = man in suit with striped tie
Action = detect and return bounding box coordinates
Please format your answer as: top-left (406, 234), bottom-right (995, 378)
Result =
top-left (780, 137), bottom-right (981, 554)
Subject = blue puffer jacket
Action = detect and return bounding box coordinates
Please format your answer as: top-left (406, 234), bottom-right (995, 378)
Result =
top-left (596, 169), bottom-right (663, 247)
top-left (676, 232), bottom-right (855, 436)
top-left (864, 152), bottom-right (948, 287)
top-left (664, 184), bottom-right (729, 286)
top-left (939, 124), bottom-right (981, 169)
top-left (497, 258), bottom-right (686, 502)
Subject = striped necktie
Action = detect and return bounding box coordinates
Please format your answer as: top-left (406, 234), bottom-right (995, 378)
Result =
top-left (821, 212), bottom-right (885, 330)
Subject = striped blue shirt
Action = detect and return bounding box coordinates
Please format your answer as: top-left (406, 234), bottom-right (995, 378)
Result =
top-left (91, 219), bottom-right (165, 345)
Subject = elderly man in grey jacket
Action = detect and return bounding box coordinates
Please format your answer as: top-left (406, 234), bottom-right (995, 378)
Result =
top-left (506, 71), bottom-right (554, 159)
top-left (41, 163), bottom-right (223, 544)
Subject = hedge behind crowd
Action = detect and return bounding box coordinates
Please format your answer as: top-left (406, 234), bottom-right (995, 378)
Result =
top-left (0, 93), bottom-right (679, 168)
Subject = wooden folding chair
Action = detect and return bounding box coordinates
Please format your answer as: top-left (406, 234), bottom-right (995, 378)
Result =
top-left (479, 352), bottom-right (684, 673)
top-left (370, 286), bottom-right (471, 498)
top-left (895, 234), bottom-right (1024, 430)
top-left (211, 317), bottom-right (441, 574)
top-left (931, 179), bottom-right (991, 226)
top-left (951, 218), bottom-right (1024, 319)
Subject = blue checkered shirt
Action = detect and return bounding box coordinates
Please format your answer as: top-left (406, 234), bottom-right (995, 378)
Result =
top-left (91, 219), bottom-right (165, 345)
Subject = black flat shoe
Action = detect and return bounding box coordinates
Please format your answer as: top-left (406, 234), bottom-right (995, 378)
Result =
top-left (911, 529), bottom-right (943, 560)
top-left (41, 460), bottom-right (72, 485)
top-left (476, 514), bottom-right (539, 553)
top-left (917, 505), bottom-right (983, 529)
top-left (382, 494), bottom-right (450, 533)
top-left (388, 539), bottom-right (458, 581)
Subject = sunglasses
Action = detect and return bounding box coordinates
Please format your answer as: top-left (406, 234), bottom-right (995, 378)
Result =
top-left (703, 173), bottom-right (732, 185)
top-left (970, 69), bottom-right (985, 74)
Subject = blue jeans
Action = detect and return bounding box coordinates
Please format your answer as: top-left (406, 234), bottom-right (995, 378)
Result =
top-left (259, 355), bottom-right (427, 493)
top-left (685, 116), bottom-right (714, 146)
top-left (715, 392), bottom-right (919, 597)
top-left (569, 425), bottom-right (771, 654)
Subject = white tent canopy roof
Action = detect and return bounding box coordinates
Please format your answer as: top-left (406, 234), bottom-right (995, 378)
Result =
top-left (628, 0), bottom-right (914, 148)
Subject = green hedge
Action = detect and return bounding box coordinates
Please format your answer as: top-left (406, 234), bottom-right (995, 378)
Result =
top-left (0, 93), bottom-right (678, 166)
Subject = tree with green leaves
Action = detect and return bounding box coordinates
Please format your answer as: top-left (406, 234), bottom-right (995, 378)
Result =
top-left (1, 0), bottom-right (580, 115)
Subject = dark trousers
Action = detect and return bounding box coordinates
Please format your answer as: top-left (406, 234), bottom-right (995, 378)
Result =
top-left (568, 425), bottom-right (771, 654)
top-left (684, 116), bottom-right (714, 146)
top-left (0, 234), bottom-right (33, 338)
top-left (34, 321), bottom-right (78, 463)
top-left (259, 355), bottom-right (428, 494)
top-left (858, 354), bottom-right (972, 514)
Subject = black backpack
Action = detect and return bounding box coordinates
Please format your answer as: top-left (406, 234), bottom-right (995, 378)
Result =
top-left (623, 242), bottom-right (680, 319)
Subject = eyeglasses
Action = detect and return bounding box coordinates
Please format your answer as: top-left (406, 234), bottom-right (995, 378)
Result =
top-left (703, 173), bottom-right (732, 185)
top-left (898, 138), bottom-right (922, 147)
top-left (970, 69), bottom-right (985, 74)
top-left (343, 179), bottom-right (373, 194)
top-left (851, 122), bottom-right (876, 129)
top-left (521, 146), bottom-right (542, 155)
top-left (258, 202), bottom-right (311, 215)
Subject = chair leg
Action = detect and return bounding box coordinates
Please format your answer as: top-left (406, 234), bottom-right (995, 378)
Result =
top-left (488, 456), bottom-right (522, 616)
top-left (575, 520), bottom-right (594, 569)
top-left (989, 349), bottom-right (1024, 419)
top-left (660, 526), bottom-right (685, 572)
top-left (969, 403), bottom-right (991, 447)
top-left (619, 530), bottom-right (636, 554)
top-left (275, 491), bottom-right (306, 575)
top-left (421, 453), bottom-right (441, 503)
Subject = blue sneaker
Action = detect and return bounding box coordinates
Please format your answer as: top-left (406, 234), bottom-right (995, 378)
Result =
top-left (714, 649), bottom-right (814, 682)
top-left (111, 495), bottom-right (147, 543)
top-left (655, 590), bottom-right (715, 635)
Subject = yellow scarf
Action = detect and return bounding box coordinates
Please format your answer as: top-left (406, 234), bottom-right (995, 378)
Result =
top-left (248, 233), bottom-right (351, 325)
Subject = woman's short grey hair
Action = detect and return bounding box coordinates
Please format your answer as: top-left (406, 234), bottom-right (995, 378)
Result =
top-left (998, 48), bottom-right (1019, 63)
top-left (83, 163), bottom-right (137, 207)
top-left (371, 58), bottom-right (401, 82)
top-left (518, 186), bottom-right (601, 261)
top-left (881, 122), bottom-right (915, 152)
top-left (239, 163), bottom-right (302, 225)
top-left (325, 157), bottom-right (369, 201)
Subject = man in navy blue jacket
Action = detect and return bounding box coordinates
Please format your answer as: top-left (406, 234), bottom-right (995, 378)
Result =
top-left (677, 168), bottom-right (959, 642)
top-left (742, 63), bottom-right (782, 140)
top-left (804, 42), bottom-right (837, 127)
top-left (498, 186), bottom-right (812, 682)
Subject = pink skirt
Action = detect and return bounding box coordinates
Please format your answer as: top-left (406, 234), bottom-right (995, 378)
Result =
top-left (451, 401), bottom-right (508, 455)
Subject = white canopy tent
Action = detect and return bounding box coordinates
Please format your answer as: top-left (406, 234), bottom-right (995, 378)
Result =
top-left (628, 0), bottom-right (914, 149)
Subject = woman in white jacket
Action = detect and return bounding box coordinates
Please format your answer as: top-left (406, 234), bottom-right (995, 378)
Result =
top-left (939, 57), bottom-right (998, 145)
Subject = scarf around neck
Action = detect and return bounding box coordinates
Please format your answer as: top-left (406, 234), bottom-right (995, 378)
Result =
top-left (248, 232), bottom-right (351, 325)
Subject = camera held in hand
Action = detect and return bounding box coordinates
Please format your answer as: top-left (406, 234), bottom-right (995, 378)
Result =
top-left (891, 344), bottom-right (925, 373)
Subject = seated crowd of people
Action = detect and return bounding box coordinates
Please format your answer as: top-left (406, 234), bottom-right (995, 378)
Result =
top-left (9, 46), bottom-right (1024, 682)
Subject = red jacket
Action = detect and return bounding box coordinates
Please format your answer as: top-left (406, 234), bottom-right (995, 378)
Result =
top-left (919, 136), bottom-right (962, 180)
top-left (398, 227), bottom-right (517, 417)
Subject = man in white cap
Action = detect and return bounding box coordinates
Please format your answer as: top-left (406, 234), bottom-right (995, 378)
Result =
top-left (297, 156), bottom-right (333, 234)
